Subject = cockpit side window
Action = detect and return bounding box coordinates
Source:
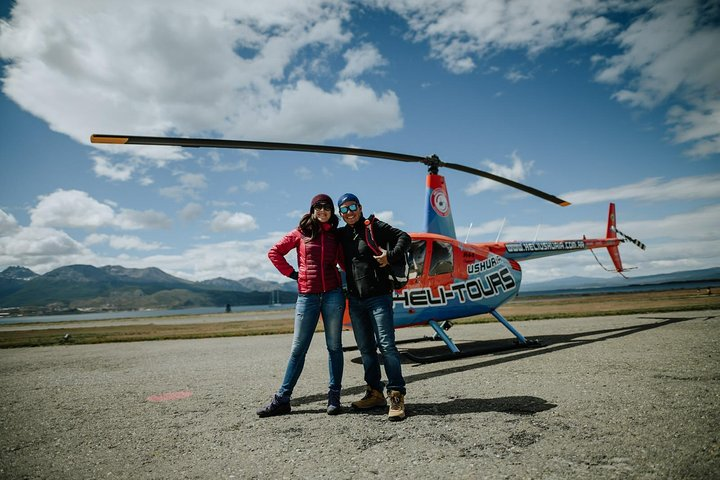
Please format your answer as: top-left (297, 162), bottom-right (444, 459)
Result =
top-left (408, 240), bottom-right (426, 279)
top-left (429, 241), bottom-right (454, 276)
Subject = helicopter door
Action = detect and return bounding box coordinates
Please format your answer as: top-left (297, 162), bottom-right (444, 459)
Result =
top-left (429, 240), bottom-right (454, 276)
top-left (408, 240), bottom-right (427, 280)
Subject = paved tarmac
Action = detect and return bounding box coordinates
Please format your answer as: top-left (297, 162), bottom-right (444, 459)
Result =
top-left (1, 310), bottom-right (718, 479)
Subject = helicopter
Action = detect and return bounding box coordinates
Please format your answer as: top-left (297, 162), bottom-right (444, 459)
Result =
top-left (90, 134), bottom-right (646, 361)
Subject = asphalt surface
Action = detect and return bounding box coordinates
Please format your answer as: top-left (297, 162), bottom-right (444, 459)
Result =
top-left (1, 310), bottom-right (718, 479)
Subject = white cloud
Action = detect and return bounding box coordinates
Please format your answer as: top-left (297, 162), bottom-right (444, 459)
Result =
top-left (243, 180), bottom-right (269, 193)
top-left (179, 203), bottom-right (203, 221)
top-left (374, 0), bottom-right (719, 156)
top-left (0, 0), bottom-right (402, 166)
top-left (563, 174), bottom-right (720, 205)
top-left (592, 0), bottom-right (720, 156)
top-left (29, 189), bottom-right (171, 230)
top-left (294, 166), bottom-right (313, 180)
top-left (505, 69), bottom-right (532, 83)
top-left (667, 99), bottom-right (720, 157)
top-left (286, 209), bottom-right (305, 219)
top-left (30, 190), bottom-right (116, 228)
top-left (373, 0), bottom-right (623, 73)
top-left (0, 209), bottom-right (20, 236)
top-left (85, 233), bottom-right (164, 251)
top-left (373, 210), bottom-right (403, 226)
top-left (210, 210), bottom-right (258, 232)
top-left (338, 153), bottom-right (370, 170)
top-left (115, 209), bottom-right (172, 230)
top-left (136, 235), bottom-right (282, 281)
top-left (340, 43), bottom-right (388, 78)
top-left (464, 151), bottom-right (533, 195)
top-left (159, 172), bottom-right (208, 201)
top-left (0, 225), bottom-right (90, 272)
top-left (177, 172), bottom-right (208, 189)
top-left (92, 155), bottom-right (135, 181)
top-left (241, 79), bottom-right (402, 141)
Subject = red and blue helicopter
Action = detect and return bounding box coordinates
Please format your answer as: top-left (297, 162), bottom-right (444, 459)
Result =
top-left (90, 134), bottom-right (646, 361)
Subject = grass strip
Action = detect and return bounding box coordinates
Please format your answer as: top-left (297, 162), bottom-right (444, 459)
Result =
top-left (1, 288), bottom-right (717, 348)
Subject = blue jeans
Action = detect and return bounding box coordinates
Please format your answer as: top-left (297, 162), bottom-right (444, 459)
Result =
top-left (277, 288), bottom-right (345, 398)
top-left (348, 294), bottom-right (406, 395)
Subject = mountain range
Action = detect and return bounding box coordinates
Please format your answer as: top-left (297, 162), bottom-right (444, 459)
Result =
top-left (0, 265), bottom-right (297, 314)
top-left (520, 267), bottom-right (720, 293)
top-left (1, 264), bottom-right (718, 315)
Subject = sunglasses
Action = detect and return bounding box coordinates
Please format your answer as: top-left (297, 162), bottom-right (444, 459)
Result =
top-left (339, 203), bottom-right (359, 214)
top-left (313, 203), bottom-right (332, 212)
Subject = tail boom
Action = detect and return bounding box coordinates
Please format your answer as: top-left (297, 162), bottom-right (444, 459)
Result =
top-left (483, 203), bottom-right (627, 274)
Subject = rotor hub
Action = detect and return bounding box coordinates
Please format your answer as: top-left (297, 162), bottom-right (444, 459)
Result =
top-left (424, 154), bottom-right (442, 174)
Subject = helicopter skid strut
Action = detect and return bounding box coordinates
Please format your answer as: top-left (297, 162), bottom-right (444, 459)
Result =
top-left (402, 311), bottom-right (542, 364)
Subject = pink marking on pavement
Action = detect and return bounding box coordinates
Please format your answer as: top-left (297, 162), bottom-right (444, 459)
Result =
top-left (146, 390), bottom-right (193, 402)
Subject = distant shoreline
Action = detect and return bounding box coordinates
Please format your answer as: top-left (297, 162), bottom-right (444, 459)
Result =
top-left (1, 286), bottom-right (718, 348)
top-left (519, 279), bottom-right (720, 296)
top-left (5, 280), bottom-right (718, 324)
top-left (0, 303), bottom-right (296, 325)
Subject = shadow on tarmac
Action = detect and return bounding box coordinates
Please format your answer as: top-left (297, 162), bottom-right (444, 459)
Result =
top-left (280, 396), bottom-right (556, 418)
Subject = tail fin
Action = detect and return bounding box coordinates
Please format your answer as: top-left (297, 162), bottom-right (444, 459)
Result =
top-left (606, 203), bottom-right (624, 272)
top-left (425, 173), bottom-right (457, 239)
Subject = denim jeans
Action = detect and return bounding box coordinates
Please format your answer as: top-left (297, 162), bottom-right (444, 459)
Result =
top-left (348, 294), bottom-right (406, 395)
top-left (277, 288), bottom-right (345, 398)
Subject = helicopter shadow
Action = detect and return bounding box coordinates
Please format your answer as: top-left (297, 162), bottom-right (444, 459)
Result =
top-left (398, 314), bottom-right (717, 385)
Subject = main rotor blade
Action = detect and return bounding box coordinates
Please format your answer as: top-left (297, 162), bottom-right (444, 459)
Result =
top-left (90, 134), bottom-right (424, 163)
top-left (443, 162), bottom-right (571, 206)
top-left (90, 134), bottom-right (570, 206)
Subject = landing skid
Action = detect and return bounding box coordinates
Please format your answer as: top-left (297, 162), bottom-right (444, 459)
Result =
top-left (402, 312), bottom-right (542, 364)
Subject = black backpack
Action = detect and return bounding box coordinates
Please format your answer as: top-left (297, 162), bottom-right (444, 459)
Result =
top-left (363, 215), bottom-right (410, 290)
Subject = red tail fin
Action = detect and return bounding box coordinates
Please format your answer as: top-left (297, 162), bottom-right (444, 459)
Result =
top-left (606, 203), bottom-right (624, 272)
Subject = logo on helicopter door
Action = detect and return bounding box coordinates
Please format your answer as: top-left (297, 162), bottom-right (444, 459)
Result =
top-left (430, 187), bottom-right (450, 217)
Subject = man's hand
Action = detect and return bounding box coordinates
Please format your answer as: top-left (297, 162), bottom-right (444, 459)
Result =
top-left (373, 248), bottom-right (389, 267)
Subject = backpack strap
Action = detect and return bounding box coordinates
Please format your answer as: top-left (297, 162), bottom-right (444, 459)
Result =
top-left (363, 215), bottom-right (382, 256)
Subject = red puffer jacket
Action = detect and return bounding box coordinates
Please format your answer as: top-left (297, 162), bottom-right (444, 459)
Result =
top-left (268, 224), bottom-right (342, 294)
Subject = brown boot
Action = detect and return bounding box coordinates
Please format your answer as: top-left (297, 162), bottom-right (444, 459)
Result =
top-left (388, 390), bottom-right (405, 421)
top-left (351, 385), bottom-right (387, 410)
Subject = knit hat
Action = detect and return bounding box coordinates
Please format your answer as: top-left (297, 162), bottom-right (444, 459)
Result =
top-left (310, 193), bottom-right (334, 213)
top-left (337, 193), bottom-right (360, 207)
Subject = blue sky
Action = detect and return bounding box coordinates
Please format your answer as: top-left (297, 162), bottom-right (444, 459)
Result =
top-left (1, 0), bottom-right (718, 285)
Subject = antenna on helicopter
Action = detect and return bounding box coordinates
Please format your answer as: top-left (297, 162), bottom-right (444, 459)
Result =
top-left (533, 223), bottom-right (541, 242)
top-left (495, 218), bottom-right (506, 243)
top-left (464, 223), bottom-right (473, 243)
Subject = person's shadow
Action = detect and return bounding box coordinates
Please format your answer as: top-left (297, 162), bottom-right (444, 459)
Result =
top-left (406, 396), bottom-right (556, 416)
top-left (286, 396), bottom-right (555, 417)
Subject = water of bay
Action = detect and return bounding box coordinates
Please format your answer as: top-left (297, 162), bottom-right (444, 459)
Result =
top-left (0, 304), bottom-right (295, 325)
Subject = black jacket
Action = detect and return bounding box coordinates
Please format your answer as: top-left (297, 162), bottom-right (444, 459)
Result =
top-left (339, 216), bottom-right (411, 298)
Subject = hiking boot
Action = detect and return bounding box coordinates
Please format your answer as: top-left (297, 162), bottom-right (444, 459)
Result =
top-left (256, 394), bottom-right (291, 417)
top-left (351, 385), bottom-right (387, 410)
top-left (388, 390), bottom-right (405, 421)
top-left (327, 389), bottom-right (342, 415)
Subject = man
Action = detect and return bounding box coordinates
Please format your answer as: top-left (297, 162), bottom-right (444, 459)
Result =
top-left (336, 192), bottom-right (411, 421)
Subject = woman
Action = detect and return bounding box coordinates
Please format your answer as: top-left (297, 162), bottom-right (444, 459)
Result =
top-left (257, 193), bottom-right (346, 417)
